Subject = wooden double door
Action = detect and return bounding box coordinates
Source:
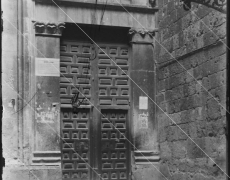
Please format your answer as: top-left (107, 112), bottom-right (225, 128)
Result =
top-left (60, 41), bottom-right (131, 180)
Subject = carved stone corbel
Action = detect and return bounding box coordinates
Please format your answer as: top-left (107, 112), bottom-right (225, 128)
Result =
top-left (46, 23), bottom-right (57, 34)
top-left (34, 22), bottom-right (66, 36)
top-left (129, 28), bottom-right (157, 37)
top-left (57, 23), bottom-right (65, 35)
top-left (34, 22), bottom-right (46, 34)
top-left (128, 28), bottom-right (158, 45)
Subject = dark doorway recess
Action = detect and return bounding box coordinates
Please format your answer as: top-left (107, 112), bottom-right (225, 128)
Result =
top-left (62, 23), bottom-right (130, 45)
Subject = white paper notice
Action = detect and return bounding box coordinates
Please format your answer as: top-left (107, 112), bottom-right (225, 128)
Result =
top-left (35, 58), bottom-right (60, 76)
top-left (139, 112), bottom-right (148, 129)
top-left (139, 96), bottom-right (148, 109)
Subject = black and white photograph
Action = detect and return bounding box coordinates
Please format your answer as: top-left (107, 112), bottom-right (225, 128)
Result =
top-left (1, 0), bottom-right (228, 180)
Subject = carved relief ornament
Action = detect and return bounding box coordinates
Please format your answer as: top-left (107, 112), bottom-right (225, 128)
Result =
top-left (181, 0), bottom-right (226, 14)
top-left (128, 28), bottom-right (158, 45)
top-left (129, 28), bottom-right (157, 37)
top-left (34, 22), bottom-right (65, 36)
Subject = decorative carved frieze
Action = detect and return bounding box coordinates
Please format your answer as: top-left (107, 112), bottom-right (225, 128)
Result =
top-left (181, 0), bottom-right (226, 14)
top-left (129, 28), bottom-right (157, 37)
top-left (34, 22), bottom-right (65, 36)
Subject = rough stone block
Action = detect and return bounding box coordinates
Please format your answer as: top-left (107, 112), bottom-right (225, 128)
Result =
top-left (175, 46), bottom-right (187, 58)
top-left (158, 0), bottom-right (164, 8)
top-left (172, 173), bottom-right (187, 180)
top-left (168, 63), bottom-right (184, 76)
top-left (185, 69), bottom-right (194, 83)
top-left (167, 126), bottom-right (179, 141)
top-left (209, 11), bottom-right (226, 28)
top-left (187, 138), bottom-right (205, 159)
top-left (172, 34), bottom-right (179, 50)
top-left (209, 70), bottom-right (226, 89)
top-left (157, 79), bottom-right (166, 93)
top-left (132, 164), bottom-right (160, 180)
top-left (169, 10), bottom-right (177, 25)
top-left (169, 73), bottom-right (185, 89)
top-left (174, 99), bottom-right (182, 113)
top-left (172, 141), bottom-right (187, 159)
top-left (178, 31), bottom-right (184, 47)
top-left (201, 77), bottom-right (210, 91)
top-left (186, 37), bottom-right (197, 54)
top-left (177, 6), bottom-right (189, 21)
top-left (203, 31), bottom-right (218, 47)
top-left (189, 122), bottom-right (198, 139)
top-left (207, 44), bottom-right (226, 61)
top-left (169, 112), bottom-right (181, 125)
top-left (159, 127), bottom-right (167, 143)
top-left (170, 20), bottom-right (181, 35)
top-left (167, 1), bottom-right (175, 14)
top-left (172, 85), bottom-right (184, 100)
top-left (158, 113), bottom-right (170, 128)
top-left (196, 4), bottom-right (212, 19)
top-left (160, 142), bottom-right (172, 160)
top-left (180, 96), bottom-right (195, 110)
top-left (177, 124), bottom-right (189, 140)
top-left (193, 94), bottom-right (203, 108)
top-left (159, 163), bottom-right (172, 179)
top-left (209, 54), bottom-right (226, 75)
top-left (165, 100), bottom-right (174, 114)
top-left (197, 35), bottom-right (204, 49)
top-left (165, 90), bottom-right (173, 101)
top-left (157, 93), bottom-right (165, 104)
top-left (181, 109), bottom-right (192, 123)
top-left (213, 22), bottom-right (226, 39)
top-left (182, 13), bottom-right (192, 30)
top-left (214, 85), bottom-right (226, 104)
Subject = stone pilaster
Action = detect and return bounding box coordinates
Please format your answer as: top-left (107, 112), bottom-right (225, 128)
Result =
top-left (32, 21), bottom-right (65, 165)
top-left (129, 28), bottom-right (158, 151)
top-left (129, 28), bottom-right (160, 179)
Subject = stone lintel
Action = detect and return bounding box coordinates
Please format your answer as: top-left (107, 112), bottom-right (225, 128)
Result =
top-left (34, 0), bottom-right (159, 13)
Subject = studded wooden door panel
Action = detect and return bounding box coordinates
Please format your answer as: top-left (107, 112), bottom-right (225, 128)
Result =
top-left (60, 41), bottom-right (130, 180)
top-left (97, 45), bottom-right (130, 107)
top-left (60, 42), bottom-right (93, 106)
top-left (100, 110), bottom-right (129, 180)
top-left (60, 41), bottom-right (94, 180)
top-left (97, 44), bottom-right (130, 180)
top-left (61, 109), bottom-right (91, 180)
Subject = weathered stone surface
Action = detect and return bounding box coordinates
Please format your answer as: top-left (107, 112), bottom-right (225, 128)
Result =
top-left (132, 164), bottom-right (160, 180)
top-left (157, 1), bottom-right (226, 180)
top-left (3, 167), bottom-right (62, 180)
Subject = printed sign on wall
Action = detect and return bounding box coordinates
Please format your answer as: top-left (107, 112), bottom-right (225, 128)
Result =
top-left (139, 112), bottom-right (148, 129)
top-left (35, 58), bottom-right (60, 76)
top-left (139, 96), bottom-right (148, 109)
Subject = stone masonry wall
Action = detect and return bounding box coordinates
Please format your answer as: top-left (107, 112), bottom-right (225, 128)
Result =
top-left (156, 0), bottom-right (227, 180)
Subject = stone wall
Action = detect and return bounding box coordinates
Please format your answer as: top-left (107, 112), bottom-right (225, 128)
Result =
top-left (155, 0), bottom-right (227, 180)
top-left (2, 0), bottom-right (19, 165)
